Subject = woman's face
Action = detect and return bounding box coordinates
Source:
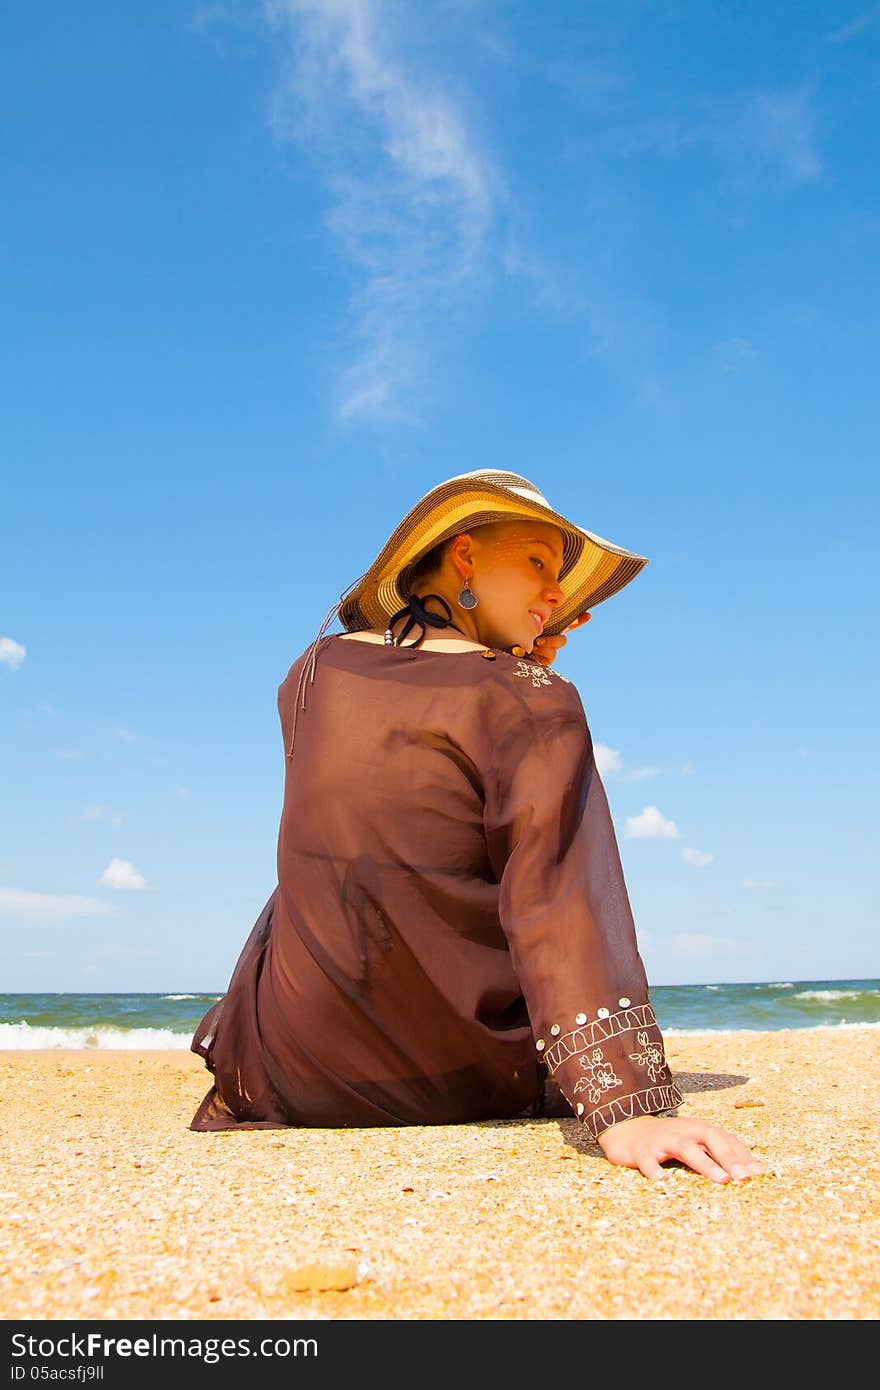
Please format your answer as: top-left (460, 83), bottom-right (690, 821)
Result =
top-left (465, 520), bottom-right (566, 653)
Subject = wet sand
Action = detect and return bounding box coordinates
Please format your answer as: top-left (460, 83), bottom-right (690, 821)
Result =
top-left (1, 1028), bottom-right (878, 1321)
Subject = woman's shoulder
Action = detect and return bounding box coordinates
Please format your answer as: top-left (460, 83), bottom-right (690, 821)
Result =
top-left (277, 634), bottom-right (584, 715)
top-left (489, 653), bottom-right (586, 720)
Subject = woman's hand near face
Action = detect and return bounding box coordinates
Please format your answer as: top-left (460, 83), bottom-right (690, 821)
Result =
top-left (531, 611), bottom-right (591, 668)
top-left (596, 1114), bottom-right (765, 1184)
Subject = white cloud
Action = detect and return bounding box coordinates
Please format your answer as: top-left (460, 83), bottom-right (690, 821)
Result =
top-left (595, 745), bottom-right (658, 781)
top-left (680, 762), bottom-right (696, 776)
top-left (79, 805), bottom-right (124, 827)
top-left (743, 878), bottom-right (776, 890)
top-left (625, 805), bottom-right (680, 840)
top-left (0, 637), bottom-right (26, 671)
top-left (98, 858), bottom-right (147, 891)
top-left (593, 742), bottom-right (622, 776)
top-left (682, 848), bottom-right (714, 867)
top-left (112, 725), bottom-right (137, 744)
top-left (264, 0), bottom-right (495, 420)
top-left (0, 889), bottom-right (118, 922)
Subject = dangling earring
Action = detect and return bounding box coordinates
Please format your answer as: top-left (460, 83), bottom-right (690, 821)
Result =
top-left (457, 577), bottom-right (478, 610)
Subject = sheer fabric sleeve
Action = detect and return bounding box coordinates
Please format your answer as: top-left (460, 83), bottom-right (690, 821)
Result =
top-left (483, 668), bottom-right (683, 1138)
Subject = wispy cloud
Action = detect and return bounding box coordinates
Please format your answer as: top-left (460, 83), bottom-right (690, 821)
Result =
top-left (726, 88), bottom-right (823, 185)
top-left (264, 0), bottom-right (495, 420)
top-left (98, 858), bottom-right (147, 891)
top-left (682, 848), bottom-right (714, 867)
top-left (0, 889), bottom-right (119, 922)
top-left (79, 804), bottom-right (124, 828)
top-left (625, 805), bottom-right (680, 840)
top-left (743, 878), bottom-right (776, 890)
top-left (0, 637), bottom-right (26, 671)
top-left (826, 9), bottom-right (879, 43)
top-left (589, 86), bottom-right (823, 190)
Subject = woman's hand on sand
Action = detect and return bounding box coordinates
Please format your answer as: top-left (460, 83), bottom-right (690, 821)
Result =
top-left (596, 1114), bottom-right (765, 1184)
top-left (532, 612), bottom-right (591, 668)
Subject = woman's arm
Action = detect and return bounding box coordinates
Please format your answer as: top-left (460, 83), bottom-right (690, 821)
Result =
top-left (484, 674), bottom-right (763, 1182)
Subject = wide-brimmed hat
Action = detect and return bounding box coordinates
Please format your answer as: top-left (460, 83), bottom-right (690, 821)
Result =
top-left (337, 469), bottom-right (648, 638)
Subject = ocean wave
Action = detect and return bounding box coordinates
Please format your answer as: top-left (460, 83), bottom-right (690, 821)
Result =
top-left (0, 1022), bottom-right (193, 1049)
top-left (792, 989), bottom-right (866, 1003)
top-left (664, 1020), bottom-right (880, 1035)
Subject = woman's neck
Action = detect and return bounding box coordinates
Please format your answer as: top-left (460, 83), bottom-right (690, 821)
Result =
top-left (341, 628), bottom-right (486, 650)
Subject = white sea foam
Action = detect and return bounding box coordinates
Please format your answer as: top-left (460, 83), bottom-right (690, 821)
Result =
top-left (161, 994), bottom-right (203, 1001)
top-left (793, 989), bottom-right (864, 1003)
top-left (0, 1022), bottom-right (192, 1049)
top-left (664, 1020), bottom-right (880, 1035)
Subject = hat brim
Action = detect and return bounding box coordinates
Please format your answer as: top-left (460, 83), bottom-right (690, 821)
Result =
top-left (338, 473), bottom-right (648, 637)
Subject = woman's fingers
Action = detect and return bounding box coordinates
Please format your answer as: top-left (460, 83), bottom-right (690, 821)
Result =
top-left (565, 612), bottom-right (591, 633)
top-left (598, 1115), bottom-right (765, 1183)
top-left (702, 1133), bottom-right (766, 1181)
top-left (532, 612), bottom-right (591, 667)
top-left (666, 1141), bottom-right (736, 1184)
top-left (638, 1155), bottom-right (672, 1182)
top-left (665, 1128), bottom-right (765, 1182)
top-left (531, 633), bottom-right (567, 667)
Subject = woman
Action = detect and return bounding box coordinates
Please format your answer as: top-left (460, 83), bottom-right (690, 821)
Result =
top-left (191, 469), bottom-right (763, 1184)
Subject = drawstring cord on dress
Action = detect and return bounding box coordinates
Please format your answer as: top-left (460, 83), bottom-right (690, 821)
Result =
top-left (287, 571), bottom-right (370, 757)
top-left (286, 585), bottom-right (521, 757)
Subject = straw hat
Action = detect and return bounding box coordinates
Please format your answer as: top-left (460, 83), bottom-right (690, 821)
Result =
top-left (337, 469), bottom-right (648, 638)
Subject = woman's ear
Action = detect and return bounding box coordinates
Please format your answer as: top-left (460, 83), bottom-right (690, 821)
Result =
top-left (448, 533), bottom-right (475, 581)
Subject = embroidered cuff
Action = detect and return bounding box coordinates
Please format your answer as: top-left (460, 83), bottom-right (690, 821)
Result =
top-left (535, 999), bottom-right (684, 1138)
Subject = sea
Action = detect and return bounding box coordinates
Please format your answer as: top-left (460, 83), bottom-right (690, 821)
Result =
top-left (0, 979), bottom-right (878, 1048)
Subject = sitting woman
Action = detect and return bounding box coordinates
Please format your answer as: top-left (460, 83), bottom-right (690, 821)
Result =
top-left (190, 469), bottom-right (763, 1184)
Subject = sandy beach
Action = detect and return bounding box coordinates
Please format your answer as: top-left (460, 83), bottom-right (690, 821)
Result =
top-left (1, 1028), bottom-right (878, 1322)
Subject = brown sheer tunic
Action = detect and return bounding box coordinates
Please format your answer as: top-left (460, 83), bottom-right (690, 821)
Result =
top-left (190, 636), bottom-right (683, 1136)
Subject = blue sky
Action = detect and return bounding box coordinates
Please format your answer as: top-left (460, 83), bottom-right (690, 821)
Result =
top-left (2, 1), bottom-right (878, 992)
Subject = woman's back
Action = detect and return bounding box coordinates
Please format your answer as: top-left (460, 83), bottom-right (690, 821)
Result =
top-left (192, 635), bottom-right (597, 1129)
